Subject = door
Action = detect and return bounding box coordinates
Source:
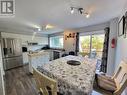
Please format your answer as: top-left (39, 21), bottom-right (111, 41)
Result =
top-left (13, 39), bottom-right (22, 56)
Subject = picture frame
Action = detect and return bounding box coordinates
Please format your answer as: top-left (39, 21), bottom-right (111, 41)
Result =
top-left (124, 12), bottom-right (127, 38)
top-left (118, 16), bottom-right (125, 37)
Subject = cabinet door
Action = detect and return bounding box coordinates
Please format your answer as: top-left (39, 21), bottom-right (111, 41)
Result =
top-left (4, 56), bottom-right (23, 70)
top-left (53, 51), bottom-right (60, 60)
top-left (23, 52), bottom-right (28, 64)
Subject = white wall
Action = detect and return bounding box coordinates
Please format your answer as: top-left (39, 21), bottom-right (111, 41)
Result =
top-left (64, 30), bottom-right (76, 52)
top-left (115, 0), bottom-right (127, 71)
top-left (114, 1), bottom-right (127, 95)
top-left (107, 18), bottom-right (118, 75)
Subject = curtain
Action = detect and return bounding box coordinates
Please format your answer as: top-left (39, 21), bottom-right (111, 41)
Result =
top-left (75, 32), bottom-right (79, 55)
top-left (100, 27), bottom-right (110, 73)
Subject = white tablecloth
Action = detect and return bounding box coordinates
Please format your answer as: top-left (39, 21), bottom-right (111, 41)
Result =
top-left (38, 55), bottom-right (97, 95)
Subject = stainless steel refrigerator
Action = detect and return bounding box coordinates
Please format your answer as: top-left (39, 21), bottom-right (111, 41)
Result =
top-left (2, 38), bottom-right (23, 70)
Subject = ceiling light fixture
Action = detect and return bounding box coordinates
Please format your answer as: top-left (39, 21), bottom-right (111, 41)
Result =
top-left (45, 24), bottom-right (54, 29)
top-left (70, 7), bottom-right (90, 18)
top-left (37, 28), bottom-right (41, 31)
top-left (70, 7), bottom-right (74, 14)
top-left (78, 8), bottom-right (83, 14)
top-left (84, 12), bottom-right (90, 18)
top-left (70, 7), bottom-right (84, 14)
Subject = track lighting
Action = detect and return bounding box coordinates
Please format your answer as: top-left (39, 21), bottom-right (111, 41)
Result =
top-left (70, 7), bottom-right (84, 15)
top-left (78, 8), bottom-right (83, 14)
top-left (70, 7), bottom-right (90, 18)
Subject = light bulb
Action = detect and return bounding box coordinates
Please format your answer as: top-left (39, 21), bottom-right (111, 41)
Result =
top-left (85, 13), bottom-right (90, 18)
top-left (38, 28), bottom-right (41, 31)
top-left (46, 24), bottom-right (54, 29)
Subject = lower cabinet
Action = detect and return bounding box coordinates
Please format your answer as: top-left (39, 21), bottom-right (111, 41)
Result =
top-left (23, 52), bottom-right (29, 64)
top-left (28, 52), bottom-right (50, 73)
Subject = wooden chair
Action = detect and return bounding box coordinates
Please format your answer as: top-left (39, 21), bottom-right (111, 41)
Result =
top-left (33, 67), bottom-right (57, 95)
top-left (69, 51), bottom-right (75, 55)
top-left (95, 60), bottom-right (127, 95)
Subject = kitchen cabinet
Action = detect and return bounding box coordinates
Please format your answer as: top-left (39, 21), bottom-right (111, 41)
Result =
top-left (23, 52), bottom-right (29, 64)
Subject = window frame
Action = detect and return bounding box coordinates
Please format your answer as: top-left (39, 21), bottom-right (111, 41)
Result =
top-left (49, 35), bottom-right (64, 49)
top-left (79, 30), bottom-right (105, 58)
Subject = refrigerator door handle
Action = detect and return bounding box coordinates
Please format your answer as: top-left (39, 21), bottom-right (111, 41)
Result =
top-left (10, 48), bottom-right (12, 54)
top-left (13, 40), bottom-right (16, 55)
top-left (3, 48), bottom-right (7, 56)
top-left (11, 40), bottom-right (14, 55)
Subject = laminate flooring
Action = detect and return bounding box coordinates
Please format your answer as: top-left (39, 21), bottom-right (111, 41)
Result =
top-left (5, 65), bottom-right (104, 95)
top-left (5, 65), bottom-right (38, 95)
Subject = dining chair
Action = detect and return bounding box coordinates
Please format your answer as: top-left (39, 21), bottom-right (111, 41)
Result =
top-left (61, 53), bottom-right (68, 57)
top-left (33, 67), bottom-right (57, 95)
top-left (95, 60), bottom-right (127, 95)
top-left (69, 51), bottom-right (75, 55)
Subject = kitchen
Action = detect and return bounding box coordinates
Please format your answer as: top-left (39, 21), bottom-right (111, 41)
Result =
top-left (0, 23), bottom-right (126, 95)
top-left (0, 0), bottom-right (127, 95)
top-left (0, 28), bottom-right (101, 95)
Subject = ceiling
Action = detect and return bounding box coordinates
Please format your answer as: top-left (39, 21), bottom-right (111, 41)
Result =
top-left (0, 0), bottom-right (126, 35)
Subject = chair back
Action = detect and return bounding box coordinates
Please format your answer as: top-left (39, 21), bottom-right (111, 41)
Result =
top-left (69, 51), bottom-right (75, 55)
top-left (33, 67), bottom-right (57, 95)
top-left (62, 53), bottom-right (68, 57)
top-left (112, 60), bottom-right (127, 95)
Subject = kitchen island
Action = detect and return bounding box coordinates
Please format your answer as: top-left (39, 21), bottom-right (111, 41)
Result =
top-left (28, 51), bottom-right (50, 73)
top-left (28, 49), bottom-right (65, 73)
top-left (37, 55), bottom-right (97, 95)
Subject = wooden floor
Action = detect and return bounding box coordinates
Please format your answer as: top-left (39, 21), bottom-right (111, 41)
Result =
top-left (5, 65), bottom-right (38, 95)
top-left (5, 65), bottom-right (104, 95)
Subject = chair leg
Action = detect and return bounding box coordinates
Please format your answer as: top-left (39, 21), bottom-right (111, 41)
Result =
top-left (38, 91), bottom-right (43, 95)
top-left (95, 74), bottom-right (98, 85)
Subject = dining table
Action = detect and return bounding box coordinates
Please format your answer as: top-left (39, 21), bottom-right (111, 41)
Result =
top-left (37, 55), bottom-right (97, 95)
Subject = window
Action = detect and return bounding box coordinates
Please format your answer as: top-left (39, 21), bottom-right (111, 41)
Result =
top-left (50, 36), bottom-right (63, 48)
top-left (91, 34), bottom-right (105, 58)
top-left (79, 35), bottom-right (91, 56)
top-left (79, 31), bottom-right (105, 72)
top-left (79, 31), bottom-right (105, 59)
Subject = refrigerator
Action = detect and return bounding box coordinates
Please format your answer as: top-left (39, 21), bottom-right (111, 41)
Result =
top-left (2, 38), bottom-right (23, 70)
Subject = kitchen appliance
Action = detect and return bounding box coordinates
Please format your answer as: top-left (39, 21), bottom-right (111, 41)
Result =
top-left (2, 38), bottom-right (23, 70)
top-left (22, 47), bottom-right (27, 52)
